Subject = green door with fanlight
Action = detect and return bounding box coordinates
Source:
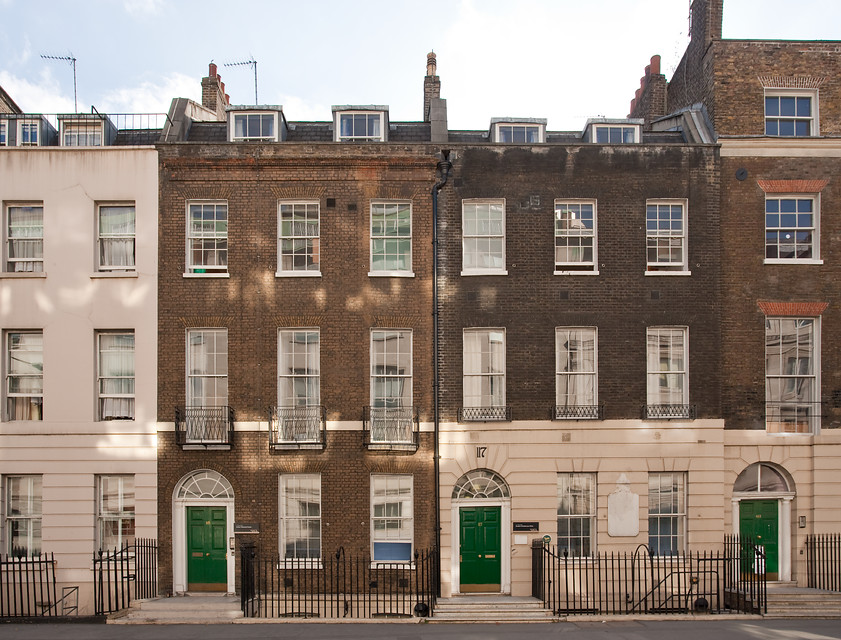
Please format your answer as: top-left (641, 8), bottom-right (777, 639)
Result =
top-left (739, 500), bottom-right (779, 579)
top-left (459, 506), bottom-right (501, 592)
top-left (187, 506), bottom-right (227, 590)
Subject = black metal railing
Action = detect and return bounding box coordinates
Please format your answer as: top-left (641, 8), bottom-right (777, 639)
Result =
top-left (270, 405), bottom-right (326, 449)
top-left (0, 551), bottom-right (58, 617)
top-left (175, 406), bottom-right (234, 446)
top-left (363, 406), bottom-right (419, 451)
top-left (93, 538), bottom-right (158, 616)
top-left (806, 533), bottom-right (841, 591)
top-left (643, 404), bottom-right (697, 420)
top-left (458, 406), bottom-right (512, 422)
top-left (240, 544), bottom-right (438, 619)
top-left (554, 405), bottom-right (603, 420)
top-left (532, 537), bottom-right (766, 616)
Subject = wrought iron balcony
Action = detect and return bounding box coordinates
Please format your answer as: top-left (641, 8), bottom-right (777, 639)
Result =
top-left (175, 406), bottom-right (234, 447)
top-left (642, 404), bottom-right (696, 420)
top-left (458, 406), bottom-right (512, 422)
top-left (554, 404), bottom-right (603, 420)
top-left (270, 405), bottom-right (326, 450)
top-left (363, 406), bottom-right (419, 452)
top-left (764, 402), bottom-right (822, 434)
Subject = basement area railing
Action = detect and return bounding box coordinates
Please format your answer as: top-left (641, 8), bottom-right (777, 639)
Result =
top-left (806, 533), bottom-right (841, 592)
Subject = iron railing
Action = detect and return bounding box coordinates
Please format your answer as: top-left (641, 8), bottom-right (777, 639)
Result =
top-left (554, 405), bottom-right (603, 420)
top-left (643, 404), bottom-right (697, 420)
top-left (363, 406), bottom-right (419, 451)
top-left (532, 538), bottom-right (766, 616)
top-left (240, 544), bottom-right (438, 619)
top-left (458, 406), bottom-right (512, 422)
top-left (93, 538), bottom-right (158, 616)
top-left (270, 405), bottom-right (326, 449)
top-left (806, 533), bottom-right (841, 592)
top-left (0, 551), bottom-right (59, 617)
top-left (175, 406), bottom-right (234, 446)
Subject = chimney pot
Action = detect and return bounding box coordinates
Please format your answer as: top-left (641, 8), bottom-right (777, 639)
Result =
top-left (426, 51), bottom-right (437, 77)
top-left (650, 55), bottom-right (661, 75)
top-left (209, 62), bottom-right (217, 78)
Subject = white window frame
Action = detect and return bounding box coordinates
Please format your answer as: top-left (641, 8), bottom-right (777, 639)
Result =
top-left (765, 317), bottom-right (820, 434)
top-left (645, 199), bottom-right (689, 274)
top-left (97, 204), bottom-right (136, 272)
top-left (335, 111), bottom-right (385, 142)
top-left (97, 331), bottom-right (135, 421)
top-left (371, 474), bottom-right (413, 564)
top-left (279, 474), bottom-right (322, 565)
top-left (185, 201), bottom-right (228, 276)
top-left (493, 123), bottom-right (544, 143)
top-left (229, 111), bottom-right (278, 142)
top-left (5, 203), bottom-right (43, 273)
top-left (461, 199), bottom-right (506, 276)
top-left (277, 201), bottom-right (320, 276)
top-left (554, 200), bottom-right (597, 274)
top-left (370, 329), bottom-right (412, 409)
top-left (764, 194), bottom-right (821, 264)
top-left (278, 329), bottom-right (320, 407)
top-left (765, 89), bottom-right (818, 137)
top-left (186, 329), bottom-right (228, 407)
top-left (5, 331), bottom-right (43, 422)
top-left (646, 326), bottom-right (689, 413)
top-left (593, 124), bottom-right (640, 143)
top-left (462, 328), bottom-right (506, 409)
top-left (555, 327), bottom-right (598, 419)
top-left (96, 475), bottom-right (135, 552)
top-left (370, 201), bottom-right (412, 276)
top-left (4, 475), bottom-right (42, 556)
top-left (557, 473), bottom-right (596, 557)
top-left (648, 472), bottom-right (686, 556)
top-left (0, 121), bottom-right (6, 146)
top-left (61, 120), bottom-right (103, 147)
top-left (16, 119), bottom-right (39, 147)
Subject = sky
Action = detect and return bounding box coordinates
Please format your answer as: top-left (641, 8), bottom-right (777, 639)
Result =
top-left (1, 0), bottom-right (840, 132)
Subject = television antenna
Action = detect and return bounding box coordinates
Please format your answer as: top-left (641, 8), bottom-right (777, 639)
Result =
top-left (41, 53), bottom-right (77, 113)
top-left (224, 57), bottom-right (258, 105)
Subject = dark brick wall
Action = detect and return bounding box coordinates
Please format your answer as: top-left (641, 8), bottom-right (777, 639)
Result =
top-left (436, 144), bottom-right (722, 422)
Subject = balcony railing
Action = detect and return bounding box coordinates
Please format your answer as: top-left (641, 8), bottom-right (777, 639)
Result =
top-left (363, 406), bottom-right (419, 452)
top-left (765, 401), bottom-right (821, 434)
top-left (269, 405), bottom-right (326, 450)
top-left (643, 404), bottom-right (697, 420)
top-left (459, 406), bottom-right (512, 422)
top-left (175, 406), bottom-right (234, 447)
top-left (554, 404), bottom-right (603, 420)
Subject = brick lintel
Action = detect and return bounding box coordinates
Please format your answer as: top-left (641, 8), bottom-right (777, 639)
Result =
top-left (757, 301), bottom-right (828, 317)
top-left (757, 179), bottom-right (829, 194)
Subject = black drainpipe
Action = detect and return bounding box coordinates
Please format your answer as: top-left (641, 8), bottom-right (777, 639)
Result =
top-left (431, 150), bottom-right (451, 595)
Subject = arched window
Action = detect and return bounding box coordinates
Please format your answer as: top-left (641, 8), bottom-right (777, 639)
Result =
top-left (176, 469), bottom-right (234, 499)
top-left (734, 463), bottom-right (789, 493)
top-left (452, 469), bottom-right (510, 499)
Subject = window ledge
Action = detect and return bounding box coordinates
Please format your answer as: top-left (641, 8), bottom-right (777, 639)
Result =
top-left (91, 271), bottom-right (138, 279)
top-left (764, 259), bottom-right (823, 265)
top-left (275, 271), bottom-right (322, 278)
top-left (644, 270), bottom-right (692, 277)
top-left (368, 271), bottom-right (415, 278)
top-left (183, 272), bottom-right (230, 278)
top-left (461, 269), bottom-right (508, 277)
top-left (554, 270), bottom-right (600, 276)
top-left (0, 272), bottom-right (46, 279)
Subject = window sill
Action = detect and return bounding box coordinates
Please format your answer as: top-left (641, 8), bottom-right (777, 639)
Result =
top-left (461, 269), bottom-right (508, 277)
top-left (554, 270), bottom-right (600, 276)
top-left (91, 271), bottom-right (138, 279)
top-left (183, 272), bottom-right (230, 278)
top-left (0, 272), bottom-right (46, 279)
top-left (368, 271), bottom-right (415, 278)
top-left (644, 270), bottom-right (692, 277)
top-left (275, 271), bottom-right (322, 278)
top-left (764, 259), bottom-right (823, 265)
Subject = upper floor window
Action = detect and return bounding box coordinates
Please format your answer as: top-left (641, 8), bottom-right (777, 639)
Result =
top-left (18, 120), bottom-right (39, 146)
top-left (187, 329), bottom-right (228, 408)
top-left (646, 200), bottom-right (688, 273)
top-left (493, 123), bottom-right (543, 143)
top-left (765, 317), bottom-right (818, 434)
top-left (370, 329), bottom-right (412, 409)
top-left (462, 328), bottom-right (507, 421)
top-left (230, 112), bottom-right (277, 142)
top-left (186, 201), bottom-right (227, 275)
top-left (62, 121), bottom-right (102, 146)
top-left (555, 200), bottom-right (596, 273)
top-left (0, 122), bottom-right (6, 146)
top-left (278, 202), bottom-right (320, 275)
top-left (98, 205), bottom-right (135, 271)
top-left (5, 204), bottom-right (43, 273)
top-left (96, 475), bottom-right (135, 551)
top-left (765, 196), bottom-right (817, 262)
top-left (370, 201), bottom-right (412, 275)
top-left (555, 327), bottom-right (598, 419)
top-left (646, 326), bottom-right (691, 419)
top-left (594, 125), bottom-right (639, 143)
top-left (462, 199), bottom-right (506, 275)
top-left (5, 475), bottom-right (42, 556)
top-left (765, 91), bottom-right (816, 137)
top-left (6, 331), bottom-right (43, 421)
top-left (278, 329), bottom-right (320, 408)
top-left (97, 332), bottom-right (135, 421)
top-left (336, 111), bottom-right (385, 142)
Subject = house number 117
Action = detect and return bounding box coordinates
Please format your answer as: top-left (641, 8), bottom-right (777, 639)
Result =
top-left (476, 446), bottom-right (487, 458)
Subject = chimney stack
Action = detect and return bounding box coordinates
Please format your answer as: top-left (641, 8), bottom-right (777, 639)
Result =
top-left (201, 62), bottom-right (228, 120)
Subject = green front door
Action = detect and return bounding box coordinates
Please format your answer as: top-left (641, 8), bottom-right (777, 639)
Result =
top-left (459, 506), bottom-right (502, 592)
top-left (739, 500), bottom-right (779, 579)
top-left (187, 506), bottom-right (227, 591)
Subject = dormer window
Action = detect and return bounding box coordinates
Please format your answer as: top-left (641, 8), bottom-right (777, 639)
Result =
top-left (18, 120), bottom-right (40, 146)
top-left (765, 90), bottom-right (817, 137)
top-left (594, 125), bottom-right (638, 143)
top-left (230, 111), bottom-right (278, 142)
top-left (62, 121), bottom-right (102, 146)
top-left (0, 122), bottom-right (6, 146)
top-left (334, 108), bottom-right (387, 142)
top-left (491, 119), bottom-right (546, 143)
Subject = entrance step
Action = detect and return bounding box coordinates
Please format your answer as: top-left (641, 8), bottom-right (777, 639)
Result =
top-left (111, 593), bottom-right (243, 624)
top-left (765, 585), bottom-right (841, 619)
top-left (431, 596), bottom-right (556, 623)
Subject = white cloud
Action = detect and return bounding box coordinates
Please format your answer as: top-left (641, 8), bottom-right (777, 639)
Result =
top-left (0, 69), bottom-right (74, 113)
top-left (98, 72), bottom-right (199, 113)
top-left (123, 0), bottom-right (165, 17)
top-left (274, 95), bottom-right (330, 122)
